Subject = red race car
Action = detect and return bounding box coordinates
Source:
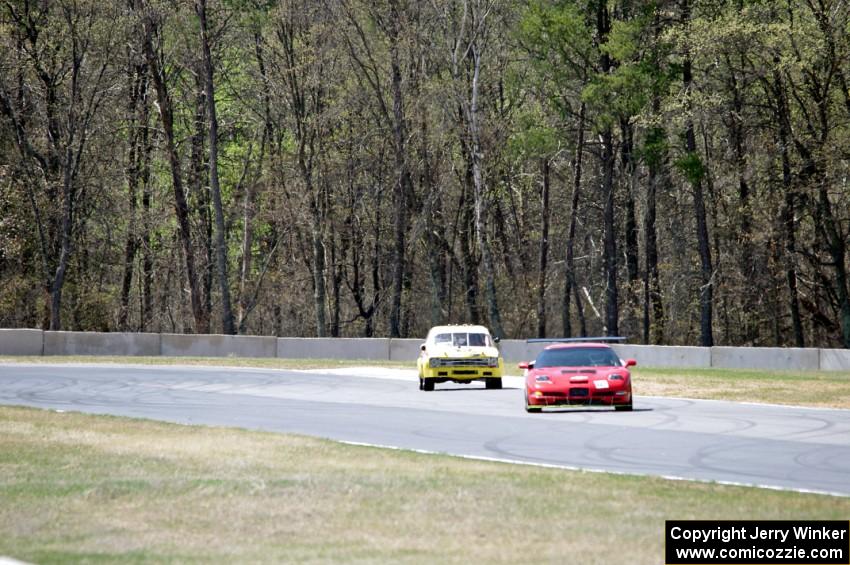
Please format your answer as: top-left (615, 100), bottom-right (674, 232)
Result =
top-left (520, 338), bottom-right (636, 413)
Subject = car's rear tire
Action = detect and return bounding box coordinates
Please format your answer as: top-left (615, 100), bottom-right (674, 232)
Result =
top-left (485, 377), bottom-right (502, 390)
top-left (615, 403), bottom-right (633, 411)
top-left (423, 378), bottom-right (435, 392)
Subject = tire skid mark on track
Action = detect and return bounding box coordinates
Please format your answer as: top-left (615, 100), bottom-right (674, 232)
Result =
top-left (477, 435), bottom-right (597, 469)
top-left (777, 413), bottom-right (841, 441)
top-left (791, 446), bottom-right (850, 476)
top-left (683, 438), bottom-right (848, 489)
top-left (688, 413), bottom-right (759, 435)
top-left (582, 429), bottom-right (694, 473)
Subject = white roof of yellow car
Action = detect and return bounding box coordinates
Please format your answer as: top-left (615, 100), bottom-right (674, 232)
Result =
top-left (426, 325), bottom-right (492, 338)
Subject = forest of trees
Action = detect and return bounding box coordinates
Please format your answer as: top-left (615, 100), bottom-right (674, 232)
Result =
top-left (0, 0), bottom-right (849, 348)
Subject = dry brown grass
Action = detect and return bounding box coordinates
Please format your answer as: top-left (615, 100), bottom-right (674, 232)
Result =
top-left (633, 367), bottom-right (850, 409)
top-left (0, 355), bottom-right (415, 371)
top-left (1, 406), bottom-right (848, 564)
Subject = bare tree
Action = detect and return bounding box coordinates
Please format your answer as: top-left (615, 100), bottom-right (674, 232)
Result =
top-left (118, 16), bottom-right (150, 331)
top-left (680, 0), bottom-right (713, 346)
top-left (196, 0), bottom-right (235, 334)
top-left (340, 0), bottom-right (419, 337)
top-left (536, 157), bottom-right (550, 337)
top-left (272, 0), bottom-right (339, 336)
top-left (564, 103), bottom-right (587, 338)
top-left (436, 0), bottom-right (505, 338)
top-left (0, 0), bottom-right (113, 330)
top-left (140, 2), bottom-right (209, 333)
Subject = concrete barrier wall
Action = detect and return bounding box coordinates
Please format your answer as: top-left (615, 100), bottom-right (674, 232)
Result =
top-left (161, 334), bottom-right (276, 358)
top-left (499, 342), bottom-right (712, 368)
top-left (1, 329), bottom-right (849, 372)
top-left (278, 337), bottom-right (389, 360)
top-left (0, 329), bottom-right (44, 355)
top-left (613, 345), bottom-right (712, 368)
top-left (500, 340), bottom-right (548, 364)
top-left (711, 346), bottom-right (820, 371)
top-left (44, 331), bottom-right (160, 356)
top-left (389, 339), bottom-right (424, 362)
top-left (818, 349), bottom-right (850, 371)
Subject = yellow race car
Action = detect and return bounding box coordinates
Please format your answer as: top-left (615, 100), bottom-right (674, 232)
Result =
top-left (417, 325), bottom-right (504, 391)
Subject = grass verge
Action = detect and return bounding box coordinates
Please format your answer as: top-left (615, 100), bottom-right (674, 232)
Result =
top-left (2, 355), bottom-right (849, 409)
top-left (633, 366), bottom-right (850, 409)
top-left (0, 355), bottom-right (416, 371)
top-left (1, 406), bottom-right (848, 564)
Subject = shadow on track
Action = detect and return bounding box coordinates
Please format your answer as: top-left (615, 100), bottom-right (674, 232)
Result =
top-left (530, 407), bottom-right (654, 414)
top-left (427, 387), bottom-right (521, 392)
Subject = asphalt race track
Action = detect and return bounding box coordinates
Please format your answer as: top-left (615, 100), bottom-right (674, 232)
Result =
top-left (1, 363), bottom-right (849, 496)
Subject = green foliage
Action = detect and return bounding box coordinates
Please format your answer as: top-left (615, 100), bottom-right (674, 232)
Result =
top-left (225, 0), bottom-right (277, 15)
top-left (517, 0), bottom-right (594, 87)
top-left (582, 61), bottom-right (652, 123)
top-left (674, 152), bottom-right (705, 186)
top-left (641, 126), bottom-right (669, 169)
top-left (507, 105), bottom-right (558, 160)
top-left (604, 17), bottom-right (644, 62)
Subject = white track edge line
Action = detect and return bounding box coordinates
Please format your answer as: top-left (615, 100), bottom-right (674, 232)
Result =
top-left (336, 439), bottom-right (850, 499)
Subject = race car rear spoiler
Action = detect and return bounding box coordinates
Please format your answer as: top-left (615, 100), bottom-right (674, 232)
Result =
top-left (526, 336), bottom-right (627, 343)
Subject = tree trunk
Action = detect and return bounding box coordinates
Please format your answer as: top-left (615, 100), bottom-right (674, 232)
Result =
top-left (140, 91), bottom-right (154, 332)
top-left (643, 125), bottom-right (665, 345)
top-left (142, 10), bottom-right (207, 333)
top-left (643, 15), bottom-right (666, 345)
top-left (118, 180), bottom-right (138, 330)
top-left (468, 45), bottom-right (504, 338)
top-left (330, 227), bottom-right (343, 338)
top-left (459, 171), bottom-right (480, 324)
top-left (387, 0), bottom-right (412, 338)
top-left (682, 0), bottom-right (713, 346)
top-left (50, 134), bottom-right (78, 330)
top-left (621, 118), bottom-right (639, 337)
top-left (782, 186), bottom-right (805, 347)
top-left (237, 169), bottom-right (257, 334)
top-left (197, 0), bottom-right (235, 335)
top-left (726, 54), bottom-right (757, 344)
top-left (816, 181), bottom-right (850, 348)
top-left (596, 0), bottom-right (618, 337)
top-left (773, 67), bottom-right (805, 347)
top-left (536, 157), bottom-right (550, 338)
top-left (310, 208), bottom-right (327, 336)
top-left (422, 115), bottom-right (446, 327)
top-left (119, 60), bottom-right (142, 331)
top-left (685, 131), bottom-right (713, 346)
top-left (237, 30), bottom-right (273, 334)
top-left (48, 38), bottom-right (88, 331)
top-left (563, 103), bottom-right (586, 337)
top-left (368, 219), bottom-right (381, 337)
top-left (189, 68), bottom-right (213, 328)
top-left (601, 128), bottom-right (618, 337)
